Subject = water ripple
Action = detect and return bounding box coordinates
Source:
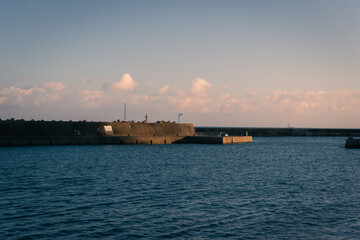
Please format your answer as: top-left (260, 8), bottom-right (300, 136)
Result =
top-left (1, 138), bottom-right (360, 239)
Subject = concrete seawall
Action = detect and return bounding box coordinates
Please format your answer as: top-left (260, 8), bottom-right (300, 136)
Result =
top-left (181, 136), bottom-right (253, 144)
top-left (0, 135), bottom-right (253, 146)
top-left (196, 127), bottom-right (360, 137)
top-left (0, 120), bottom-right (253, 146)
top-left (0, 120), bottom-right (195, 137)
top-left (0, 136), bottom-right (185, 146)
top-left (0, 120), bottom-right (194, 146)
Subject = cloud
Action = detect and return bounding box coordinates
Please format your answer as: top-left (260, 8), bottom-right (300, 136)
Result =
top-left (123, 78), bottom-right (235, 114)
top-left (237, 89), bottom-right (360, 116)
top-left (191, 77), bottom-right (212, 97)
top-left (107, 73), bottom-right (138, 91)
top-left (2, 74), bottom-right (360, 127)
top-left (0, 97), bottom-right (7, 104)
top-left (44, 82), bottom-right (66, 92)
top-left (163, 82), bottom-right (234, 113)
top-left (80, 78), bottom-right (90, 87)
top-left (217, 93), bottom-right (231, 101)
top-left (153, 84), bottom-right (360, 121)
top-left (158, 85), bottom-right (169, 94)
top-left (217, 93), bottom-right (238, 111)
top-left (79, 89), bottom-right (106, 108)
top-left (0, 86), bottom-right (64, 106)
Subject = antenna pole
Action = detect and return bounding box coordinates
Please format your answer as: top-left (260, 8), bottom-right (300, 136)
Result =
top-left (124, 102), bottom-right (126, 121)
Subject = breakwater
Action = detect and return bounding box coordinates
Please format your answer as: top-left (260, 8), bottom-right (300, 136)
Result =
top-left (195, 127), bottom-right (360, 137)
top-left (0, 120), bottom-right (252, 146)
top-left (0, 135), bottom-right (252, 146)
top-left (0, 120), bottom-right (195, 137)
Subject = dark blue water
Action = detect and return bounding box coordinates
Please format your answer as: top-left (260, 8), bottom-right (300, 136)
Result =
top-left (1, 137), bottom-right (359, 239)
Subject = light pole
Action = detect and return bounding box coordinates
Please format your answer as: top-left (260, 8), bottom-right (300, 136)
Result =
top-left (178, 113), bottom-right (183, 123)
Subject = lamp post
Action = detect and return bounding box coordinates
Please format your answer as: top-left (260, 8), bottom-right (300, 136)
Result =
top-left (178, 113), bottom-right (183, 123)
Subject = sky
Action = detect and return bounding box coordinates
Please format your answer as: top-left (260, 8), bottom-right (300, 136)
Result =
top-left (1, 0), bottom-right (360, 127)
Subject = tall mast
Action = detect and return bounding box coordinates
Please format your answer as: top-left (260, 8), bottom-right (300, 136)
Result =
top-left (124, 102), bottom-right (126, 121)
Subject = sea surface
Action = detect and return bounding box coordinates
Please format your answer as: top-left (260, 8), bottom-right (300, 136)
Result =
top-left (1, 137), bottom-right (359, 239)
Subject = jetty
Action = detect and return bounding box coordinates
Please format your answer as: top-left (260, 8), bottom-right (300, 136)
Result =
top-left (196, 127), bottom-right (360, 137)
top-left (0, 119), bottom-right (252, 146)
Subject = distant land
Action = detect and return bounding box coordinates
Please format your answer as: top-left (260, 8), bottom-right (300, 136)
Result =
top-left (195, 127), bottom-right (360, 137)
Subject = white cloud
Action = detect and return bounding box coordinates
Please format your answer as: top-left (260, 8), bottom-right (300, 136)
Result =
top-left (107, 73), bottom-right (138, 91)
top-left (2, 74), bottom-right (360, 127)
top-left (79, 89), bottom-right (105, 108)
top-left (163, 83), bottom-right (235, 113)
top-left (237, 89), bottom-right (360, 115)
top-left (191, 77), bottom-right (212, 97)
top-left (80, 78), bottom-right (89, 87)
top-left (158, 85), bottom-right (169, 94)
top-left (0, 86), bottom-right (64, 106)
top-left (44, 82), bottom-right (66, 92)
top-left (217, 93), bottom-right (231, 101)
top-left (0, 97), bottom-right (7, 104)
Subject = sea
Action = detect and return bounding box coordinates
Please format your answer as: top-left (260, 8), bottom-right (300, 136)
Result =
top-left (1, 137), bottom-right (359, 239)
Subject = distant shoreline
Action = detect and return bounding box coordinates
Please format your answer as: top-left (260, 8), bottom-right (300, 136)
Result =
top-left (195, 127), bottom-right (360, 137)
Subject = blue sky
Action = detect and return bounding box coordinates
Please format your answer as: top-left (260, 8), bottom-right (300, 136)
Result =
top-left (1, 0), bottom-right (360, 127)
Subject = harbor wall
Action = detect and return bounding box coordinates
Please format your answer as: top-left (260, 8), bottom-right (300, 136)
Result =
top-left (0, 120), bottom-right (199, 146)
top-left (0, 135), bottom-right (253, 146)
top-left (0, 136), bottom-right (184, 146)
top-left (195, 127), bottom-right (360, 137)
top-left (0, 120), bottom-right (195, 137)
top-left (0, 120), bottom-right (255, 146)
top-left (180, 136), bottom-right (253, 144)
